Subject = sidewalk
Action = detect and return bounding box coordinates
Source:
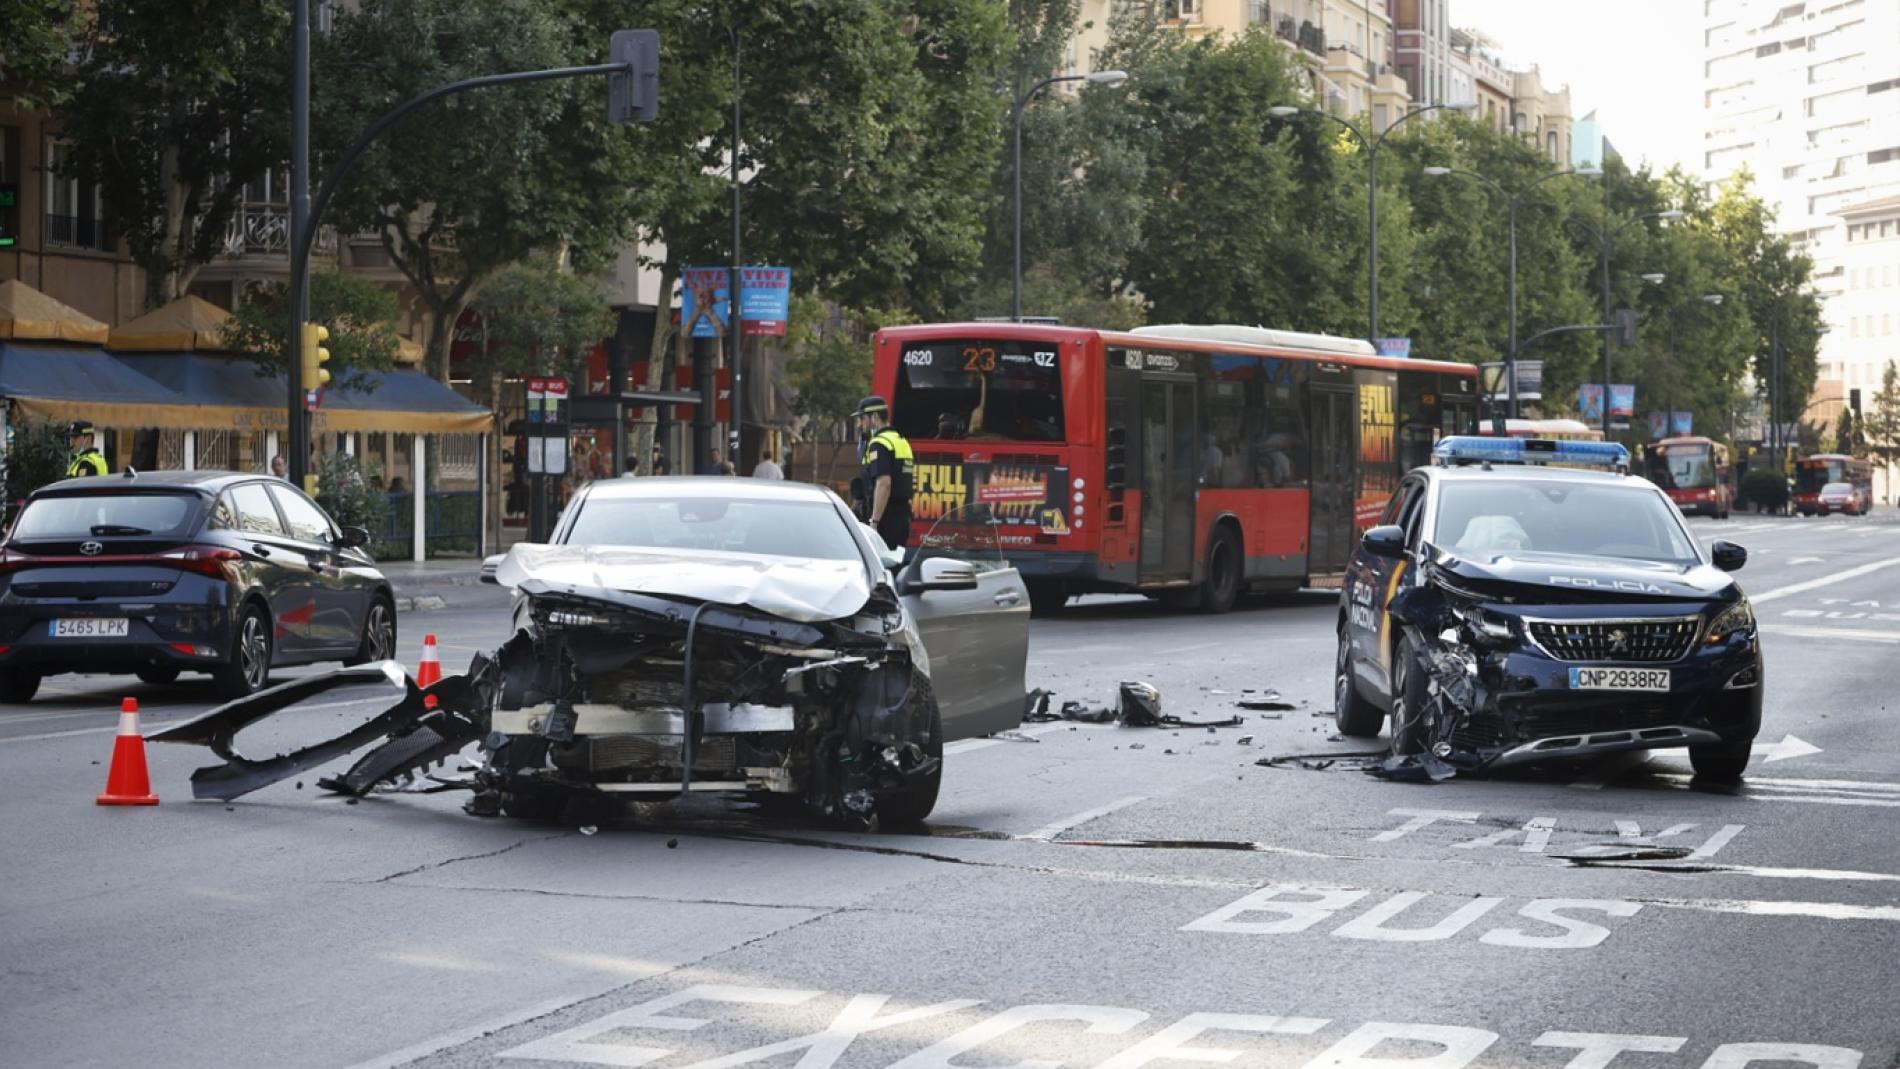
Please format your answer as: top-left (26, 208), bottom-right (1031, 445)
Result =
top-left (376, 558), bottom-right (489, 611)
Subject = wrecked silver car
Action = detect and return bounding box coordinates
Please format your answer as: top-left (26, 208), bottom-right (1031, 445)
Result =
top-left (153, 481), bottom-right (1031, 827)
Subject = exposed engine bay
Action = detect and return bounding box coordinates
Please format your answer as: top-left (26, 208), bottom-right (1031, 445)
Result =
top-left (152, 567), bottom-right (947, 828)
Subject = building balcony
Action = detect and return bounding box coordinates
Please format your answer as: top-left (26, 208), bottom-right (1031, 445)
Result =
top-left (45, 213), bottom-right (111, 252)
top-left (218, 202), bottom-right (338, 263)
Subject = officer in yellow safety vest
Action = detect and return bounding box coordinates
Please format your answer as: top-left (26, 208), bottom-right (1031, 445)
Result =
top-left (66, 421), bottom-right (108, 478)
top-left (855, 395), bottom-right (915, 551)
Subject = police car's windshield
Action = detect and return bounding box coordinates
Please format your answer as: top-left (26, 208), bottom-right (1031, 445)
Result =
top-left (1431, 481), bottom-right (1700, 564)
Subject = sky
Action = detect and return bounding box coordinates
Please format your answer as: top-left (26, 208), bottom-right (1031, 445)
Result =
top-left (1448, 0), bottom-right (1705, 177)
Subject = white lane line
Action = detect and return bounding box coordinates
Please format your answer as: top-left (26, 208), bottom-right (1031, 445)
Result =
top-left (945, 722), bottom-right (1084, 755)
top-left (340, 991), bottom-right (605, 1069)
top-left (1646, 896), bottom-right (1900, 922)
top-left (1760, 623), bottom-right (1900, 643)
top-left (1749, 555), bottom-right (1900, 603)
top-left (1785, 556), bottom-right (1825, 565)
top-left (0, 725), bottom-right (120, 744)
top-left (1019, 795), bottom-right (1147, 842)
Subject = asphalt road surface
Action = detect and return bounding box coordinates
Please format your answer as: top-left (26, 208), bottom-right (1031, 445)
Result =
top-left (4, 511), bottom-right (1899, 1068)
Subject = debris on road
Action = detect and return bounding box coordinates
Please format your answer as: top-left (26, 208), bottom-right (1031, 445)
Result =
top-left (1236, 735), bottom-right (1255, 746)
top-left (1235, 691), bottom-right (1297, 712)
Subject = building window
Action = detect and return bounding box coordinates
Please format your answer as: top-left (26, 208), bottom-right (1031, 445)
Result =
top-left (0, 126), bottom-right (18, 249)
top-left (42, 140), bottom-right (109, 251)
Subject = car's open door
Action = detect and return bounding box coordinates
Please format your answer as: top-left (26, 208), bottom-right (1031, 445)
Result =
top-left (901, 504), bottom-right (1030, 741)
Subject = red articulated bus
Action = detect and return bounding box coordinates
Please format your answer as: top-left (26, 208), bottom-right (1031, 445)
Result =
top-left (870, 322), bottom-right (1480, 613)
top-left (1645, 436), bottom-right (1733, 518)
top-left (1794, 454), bottom-right (1874, 516)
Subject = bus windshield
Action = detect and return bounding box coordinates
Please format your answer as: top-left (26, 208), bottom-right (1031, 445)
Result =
top-left (892, 340), bottom-right (1064, 443)
top-left (1649, 444), bottom-right (1718, 489)
top-left (1795, 460), bottom-right (1847, 495)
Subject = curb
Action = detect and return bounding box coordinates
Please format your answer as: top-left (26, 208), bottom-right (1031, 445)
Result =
top-left (394, 594), bottom-right (448, 613)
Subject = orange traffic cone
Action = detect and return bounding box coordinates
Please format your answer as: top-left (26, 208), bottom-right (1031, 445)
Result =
top-left (416, 634), bottom-right (441, 708)
top-left (97, 697), bottom-right (158, 806)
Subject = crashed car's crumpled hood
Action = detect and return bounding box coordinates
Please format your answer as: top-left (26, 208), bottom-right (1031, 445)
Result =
top-left (1430, 548), bottom-right (1734, 601)
top-left (497, 543), bottom-right (872, 622)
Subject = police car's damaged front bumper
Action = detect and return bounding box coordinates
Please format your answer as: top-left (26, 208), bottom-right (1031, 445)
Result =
top-left (1383, 573), bottom-right (1762, 777)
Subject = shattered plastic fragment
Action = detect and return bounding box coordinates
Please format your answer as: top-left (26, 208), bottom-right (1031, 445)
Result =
top-left (579, 825), bottom-right (598, 836)
top-left (1236, 735), bottom-right (1255, 746)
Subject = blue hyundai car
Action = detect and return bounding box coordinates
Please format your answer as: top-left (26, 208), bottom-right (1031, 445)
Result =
top-left (1335, 437), bottom-right (1762, 781)
top-left (0, 471), bottom-right (394, 701)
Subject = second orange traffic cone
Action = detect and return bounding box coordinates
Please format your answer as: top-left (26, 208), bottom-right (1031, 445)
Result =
top-left (415, 634), bottom-right (442, 688)
top-left (97, 697), bottom-right (158, 806)
top-left (416, 633), bottom-right (441, 708)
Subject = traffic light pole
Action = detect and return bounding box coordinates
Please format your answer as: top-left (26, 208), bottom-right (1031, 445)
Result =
top-left (284, 34), bottom-right (657, 486)
top-left (287, 0), bottom-right (312, 484)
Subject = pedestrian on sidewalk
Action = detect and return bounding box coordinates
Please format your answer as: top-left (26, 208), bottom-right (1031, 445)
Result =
top-left (752, 451), bottom-right (784, 480)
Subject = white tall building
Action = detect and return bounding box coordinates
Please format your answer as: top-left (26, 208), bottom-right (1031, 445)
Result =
top-left (1701, 0), bottom-right (1900, 438)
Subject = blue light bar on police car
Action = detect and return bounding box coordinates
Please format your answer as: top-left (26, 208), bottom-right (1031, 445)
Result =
top-left (1433, 436), bottom-right (1630, 469)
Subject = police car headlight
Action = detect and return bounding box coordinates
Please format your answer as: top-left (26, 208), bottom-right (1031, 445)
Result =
top-left (1705, 600), bottom-right (1755, 645)
top-left (1453, 604), bottom-right (1516, 642)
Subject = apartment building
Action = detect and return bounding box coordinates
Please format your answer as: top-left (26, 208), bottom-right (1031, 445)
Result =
top-left (1392, 0), bottom-right (1455, 107)
top-left (1701, 0), bottom-right (1900, 442)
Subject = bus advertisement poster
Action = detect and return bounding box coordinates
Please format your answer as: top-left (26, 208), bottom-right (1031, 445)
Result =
top-left (1357, 377), bottom-right (1397, 531)
top-left (911, 452), bottom-right (1073, 540)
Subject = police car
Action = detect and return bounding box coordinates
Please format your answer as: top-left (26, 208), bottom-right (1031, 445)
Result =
top-left (1334, 436), bottom-right (1762, 781)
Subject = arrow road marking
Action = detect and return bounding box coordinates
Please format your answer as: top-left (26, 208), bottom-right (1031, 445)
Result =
top-left (1650, 734), bottom-right (1821, 766)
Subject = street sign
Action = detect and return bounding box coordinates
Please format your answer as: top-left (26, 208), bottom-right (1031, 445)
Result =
top-left (681, 267), bottom-right (730, 339)
top-left (738, 266), bottom-right (792, 336)
top-left (1480, 361), bottom-right (1541, 402)
top-left (525, 376), bottom-right (569, 476)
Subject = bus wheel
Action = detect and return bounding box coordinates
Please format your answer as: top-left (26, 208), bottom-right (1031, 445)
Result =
top-left (1197, 528), bottom-right (1242, 614)
top-left (1027, 582), bottom-right (1068, 615)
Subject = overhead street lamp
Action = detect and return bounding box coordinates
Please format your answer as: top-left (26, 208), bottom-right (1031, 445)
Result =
top-left (1659, 292), bottom-right (1725, 432)
top-left (1567, 208), bottom-right (1687, 432)
top-left (1422, 164), bottom-right (1600, 418)
top-left (1270, 100), bottom-right (1476, 342)
top-left (1011, 69), bottom-right (1129, 322)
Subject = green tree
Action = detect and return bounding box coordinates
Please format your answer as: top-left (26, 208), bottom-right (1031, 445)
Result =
top-left (780, 296), bottom-right (916, 479)
top-left (314, 0), bottom-right (714, 377)
top-left (468, 261), bottom-right (616, 382)
top-left (1835, 407), bottom-right (1861, 456)
top-left (1701, 169), bottom-right (1823, 436)
top-left (0, 418), bottom-right (74, 521)
top-left (0, 0), bottom-right (84, 108)
top-left (57, 0), bottom-right (291, 308)
top-left (1864, 362), bottom-right (1900, 476)
top-left (221, 270), bottom-right (402, 392)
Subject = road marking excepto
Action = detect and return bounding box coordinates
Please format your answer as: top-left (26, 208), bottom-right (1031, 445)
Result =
top-left (1019, 795), bottom-right (1147, 841)
top-left (1749, 555), bottom-right (1900, 603)
top-left (340, 990), bottom-right (607, 1069)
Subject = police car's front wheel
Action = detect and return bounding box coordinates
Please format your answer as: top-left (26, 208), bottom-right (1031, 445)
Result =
top-left (1334, 626), bottom-right (1383, 737)
top-left (1689, 738), bottom-right (1751, 782)
top-left (1387, 637), bottom-right (1430, 756)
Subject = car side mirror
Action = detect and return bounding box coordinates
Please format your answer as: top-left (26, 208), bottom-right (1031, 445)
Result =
top-left (1710, 540), bottom-right (1747, 572)
top-left (906, 556), bottom-right (978, 594)
top-left (336, 526), bottom-right (369, 548)
top-left (1361, 524), bottom-right (1409, 561)
top-left (480, 553), bottom-right (506, 584)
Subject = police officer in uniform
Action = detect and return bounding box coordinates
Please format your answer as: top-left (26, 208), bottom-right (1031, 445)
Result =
top-left (855, 395), bottom-right (914, 550)
top-left (66, 422), bottom-right (107, 478)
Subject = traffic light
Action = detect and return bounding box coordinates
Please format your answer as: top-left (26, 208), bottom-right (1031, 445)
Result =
top-left (1613, 308), bottom-right (1639, 347)
top-left (300, 322), bottom-right (331, 392)
top-left (1851, 388), bottom-right (1862, 414)
top-left (608, 29), bottom-right (660, 124)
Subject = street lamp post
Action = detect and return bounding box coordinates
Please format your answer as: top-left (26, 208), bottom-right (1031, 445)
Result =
top-left (1566, 209), bottom-right (1685, 432)
top-left (1422, 165), bottom-right (1599, 418)
top-left (1662, 293), bottom-right (1724, 432)
top-left (1269, 101), bottom-right (1475, 342)
top-left (1012, 69), bottom-right (1128, 322)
